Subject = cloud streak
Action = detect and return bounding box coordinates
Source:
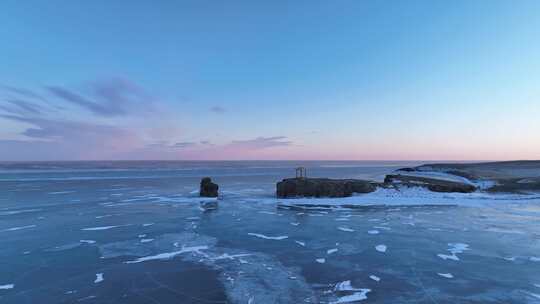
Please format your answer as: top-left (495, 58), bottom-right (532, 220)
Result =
top-left (47, 78), bottom-right (154, 117)
top-left (228, 136), bottom-right (292, 149)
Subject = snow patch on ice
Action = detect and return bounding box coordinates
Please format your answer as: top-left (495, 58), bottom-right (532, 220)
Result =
top-left (81, 225), bottom-right (122, 231)
top-left (248, 233), bottom-right (288, 240)
top-left (94, 273), bottom-right (104, 283)
top-left (437, 273), bottom-right (453, 278)
top-left (327, 248), bottom-right (338, 255)
top-left (316, 258), bottom-right (326, 264)
top-left (1, 225), bottom-right (36, 232)
top-left (375, 245), bottom-right (387, 253)
top-left (0, 284), bottom-right (14, 290)
top-left (125, 245), bottom-right (209, 264)
top-left (337, 227), bottom-right (354, 232)
top-left (437, 243), bottom-right (469, 261)
top-left (369, 275), bottom-right (380, 282)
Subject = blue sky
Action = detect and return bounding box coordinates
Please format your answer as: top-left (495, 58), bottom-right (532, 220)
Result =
top-left (1, 0), bottom-right (539, 160)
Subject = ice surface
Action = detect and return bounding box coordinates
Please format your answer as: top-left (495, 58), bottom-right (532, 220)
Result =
top-left (530, 257), bottom-right (540, 262)
top-left (80, 240), bottom-right (96, 244)
top-left (316, 258), bottom-right (326, 263)
top-left (140, 238), bottom-right (154, 243)
top-left (295, 241), bottom-right (306, 247)
top-left (337, 227), bottom-right (355, 232)
top-left (367, 230), bottom-right (380, 234)
top-left (247, 233), bottom-right (288, 240)
top-left (437, 273), bottom-right (454, 278)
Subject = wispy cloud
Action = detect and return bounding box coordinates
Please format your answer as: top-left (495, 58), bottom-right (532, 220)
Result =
top-left (47, 78), bottom-right (153, 117)
top-left (209, 106), bottom-right (226, 114)
top-left (228, 136), bottom-right (292, 149)
top-left (0, 99), bottom-right (44, 116)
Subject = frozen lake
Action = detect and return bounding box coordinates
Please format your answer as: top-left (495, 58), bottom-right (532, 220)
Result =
top-left (0, 161), bottom-right (539, 303)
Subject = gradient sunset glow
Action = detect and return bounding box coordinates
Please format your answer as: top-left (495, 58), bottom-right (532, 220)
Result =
top-left (1, 1), bottom-right (539, 160)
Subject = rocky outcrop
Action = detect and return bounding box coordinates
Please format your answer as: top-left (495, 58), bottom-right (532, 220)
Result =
top-left (276, 178), bottom-right (376, 198)
top-left (384, 174), bottom-right (476, 193)
top-left (200, 177), bottom-right (219, 197)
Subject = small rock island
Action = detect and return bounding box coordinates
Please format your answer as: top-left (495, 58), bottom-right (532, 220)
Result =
top-left (200, 177), bottom-right (219, 197)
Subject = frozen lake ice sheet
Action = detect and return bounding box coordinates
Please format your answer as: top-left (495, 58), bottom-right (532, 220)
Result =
top-left (1, 161), bottom-right (540, 303)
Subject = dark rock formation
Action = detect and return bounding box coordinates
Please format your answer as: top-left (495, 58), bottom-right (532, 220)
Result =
top-left (200, 177), bottom-right (219, 197)
top-left (384, 174), bottom-right (476, 193)
top-left (276, 178), bottom-right (376, 198)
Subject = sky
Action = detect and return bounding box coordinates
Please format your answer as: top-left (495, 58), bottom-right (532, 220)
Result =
top-left (1, 0), bottom-right (539, 161)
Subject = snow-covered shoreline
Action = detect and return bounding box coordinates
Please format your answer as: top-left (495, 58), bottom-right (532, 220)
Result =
top-left (276, 186), bottom-right (540, 208)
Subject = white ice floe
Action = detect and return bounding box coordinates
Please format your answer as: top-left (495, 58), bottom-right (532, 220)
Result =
top-left (316, 258), bottom-right (326, 264)
top-left (247, 233), bottom-right (288, 240)
top-left (80, 240), bottom-right (96, 244)
top-left (504, 257), bottom-right (516, 261)
top-left (81, 225), bottom-right (122, 231)
top-left (369, 275), bottom-right (380, 282)
top-left (334, 280), bottom-right (364, 291)
top-left (140, 238), bottom-right (154, 243)
top-left (142, 223), bottom-right (154, 227)
top-left (94, 273), bottom-right (104, 283)
top-left (0, 284), bottom-right (14, 290)
top-left (335, 218), bottom-right (350, 221)
top-left (1, 225), bottom-right (36, 232)
top-left (337, 227), bottom-right (355, 232)
top-left (295, 241), bottom-right (306, 247)
top-left (95, 214), bottom-right (114, 219)
top-left (327, 248), bottom-right (338, 255)
top-left (331, 287), bottom-right (371, 303)
top-left (375, 245), bottom-right (387, 253)
top-left (290, 222), bottom-right (300, 226)
top-left (125, 245), bottom-right (209, 264)
top-left (437, 243), bottom-right (469, 261)
top-left (437, 273), bottom-right (453, 279)
top-left (530, 257), bottom-right (540, 262)
top-left (367, 230), bottom-right (379, 235)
